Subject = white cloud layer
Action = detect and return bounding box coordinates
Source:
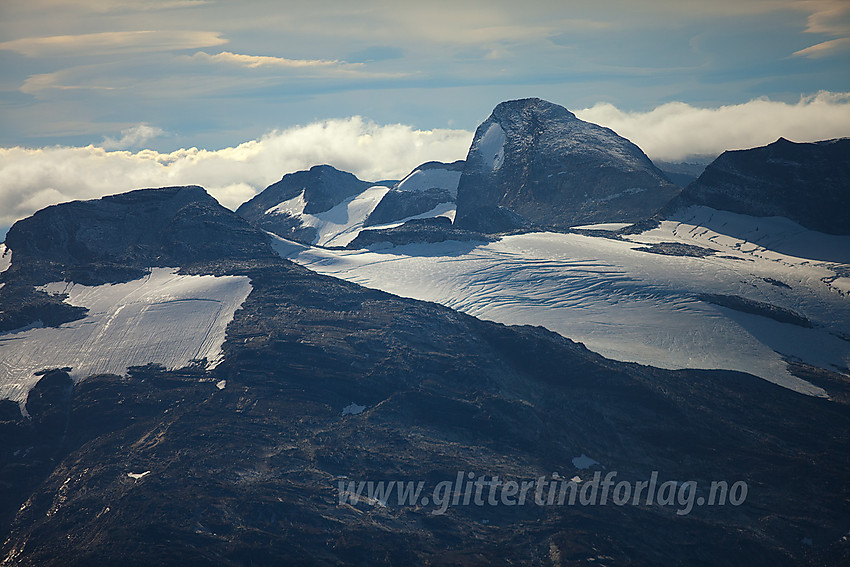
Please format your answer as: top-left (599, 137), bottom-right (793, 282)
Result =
top-left (0, 118), bottom-right (473, 228)
top-left (576, 92), bottom-right (850, 161)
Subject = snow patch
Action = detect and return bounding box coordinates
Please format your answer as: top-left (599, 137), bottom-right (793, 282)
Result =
top-left (216, 380), bottom-right (227, 390)
top-left (0, 268), bottom-right (252, 405)
top-left (571, 222), bottom-right (633, 231)
top-left (282, 185), bottom-right (391, 247)
top-left (266, 190), bottom-right (307, 216)
top-left (342, 402), bottom-right (366, 415)
top-left (477, 123), bottom-right (506, 171)
top-left (395, 168), bottom-right (462, 198)
top-left (127, 471), bottom-right (151, 480)
top-left (0, 244), bottom-right (10, 275)
top-left (363, 201), bottom-right (457, 232)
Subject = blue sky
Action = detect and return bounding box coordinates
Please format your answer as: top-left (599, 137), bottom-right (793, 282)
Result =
top-left (0, 0), bottom-right (849, 227)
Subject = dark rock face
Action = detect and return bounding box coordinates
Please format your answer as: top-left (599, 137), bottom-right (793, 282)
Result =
top-left (453, 98), bottom-right (680, 232)
top-left (4, 185), bottom-right (272, 270)
top-left (1, 187), bottom-right (850, 565)
top-left (348, 216), bottom-right (493, 249)
top-left (673, 137), bottom-right (850, 234)
top-left (236, 165), bottom-right (372, 242)
top-left (364, 160), bottom-right (464, 227)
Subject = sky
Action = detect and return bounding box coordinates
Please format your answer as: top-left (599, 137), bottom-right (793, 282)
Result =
top-left (1, 0), bottom-right (849, 230)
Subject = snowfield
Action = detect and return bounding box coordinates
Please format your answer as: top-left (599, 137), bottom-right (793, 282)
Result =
top-left (266, 185), bottom-right (391, 247)
top-left (274, 208), bottom-right (850, 397)
top-left (394, 167), bottom-right (462, 197)
top-left (0, 268), bottom-right (252, 406)
top-left (0, 244), bottom-right (10, 275)
top-left (477, 123), bottom-right (506, 170)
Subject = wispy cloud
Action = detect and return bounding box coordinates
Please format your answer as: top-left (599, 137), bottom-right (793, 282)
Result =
top-left (0, 117), bottom-right (473, 228)
top-left (20, 71), bottom-right (117, 94)
top-left (791, 0), bottom-right (850, 58)
top-left (576, 92), bottom-right (850, 161)
top-left (14, 0), bottom-right (210, 12)
top-left (0, 30), bottom-right (227, 57)
top-left (189, 51), bottom-right (351, 69)
top-left (792, 37), bottom-right (850, 58)
top-left (800, 0), bottom-right (850, 35)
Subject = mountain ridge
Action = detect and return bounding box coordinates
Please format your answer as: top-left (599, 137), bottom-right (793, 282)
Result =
top-left (666, 137), bottom-right (850, 235)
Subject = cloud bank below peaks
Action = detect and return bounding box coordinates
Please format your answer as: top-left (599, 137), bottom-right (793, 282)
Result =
top-left (0, 117), bottom-right (473, 229)
top-left (576, 92), bottom-right (850, 162)
top-left (3, 93), bottom-right (850, 231)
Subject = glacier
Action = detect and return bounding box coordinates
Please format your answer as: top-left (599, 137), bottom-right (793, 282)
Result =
top-left (274, 210), bottom-right (850, 397)
top-left (0, 268), bottom-right (252, 406)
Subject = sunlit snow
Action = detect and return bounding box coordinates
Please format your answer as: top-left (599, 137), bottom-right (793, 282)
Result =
top-left (394, 167), bottom-right (462, 197)
top-left (267, 186), bottom-right (391, 247)
top-left (0, 244), bottom-right (10, 275)
top-left (0, 268), bottom-right (252, 406)
top-left (275, 209), bottom-right (850, 397)
top-left (477, 123), bottom-right (506, 170)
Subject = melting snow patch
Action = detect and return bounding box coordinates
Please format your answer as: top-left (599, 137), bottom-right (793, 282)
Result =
top-left (571, 454), bottom-right (600, 470)
top-left (127, 471), bottom-right (151, 480)
top-left (342, 403), bottom-right (366, 416)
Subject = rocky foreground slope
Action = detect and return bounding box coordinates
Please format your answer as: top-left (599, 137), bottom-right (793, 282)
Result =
top-left (0, 187), bottom-right (848, 565)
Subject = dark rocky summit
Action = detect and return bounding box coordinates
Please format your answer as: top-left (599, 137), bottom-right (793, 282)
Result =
top-left (1, 187), bottom-right (849, 566)
top-left (236, 165), bottom-right (373, 243)
top-left (671, 137), bottom-right (850, 234)
top-left (453, 98), bottom-right (680, 233)
top-left (5, 185), bottom-right (272, 270)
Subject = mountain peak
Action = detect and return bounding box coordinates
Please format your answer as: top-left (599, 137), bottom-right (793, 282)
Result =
top-left (5, 185), bottom-right (272, 269)
top-left (453, 98), bottom-right (678, 232)
top-left (491, 97), bottom-right (578, 121)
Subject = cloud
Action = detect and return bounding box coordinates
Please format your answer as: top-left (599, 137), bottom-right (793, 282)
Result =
top-left (190, 51), bottom-right (346, 68)
top-left (0, 30), bottom-right (227, 57)
top-left (792, 37), bottom-right (850, 58)
top-left (102, 124), bottom-right (167, 149)
top-left (792, 0), bottom-right (850, 58)
top-left (575, 92), bottom-right (850, 162)
top-left (800, 0), bottom-right (850, 36)
top-left (0, 117), bottom-right (473, 228)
